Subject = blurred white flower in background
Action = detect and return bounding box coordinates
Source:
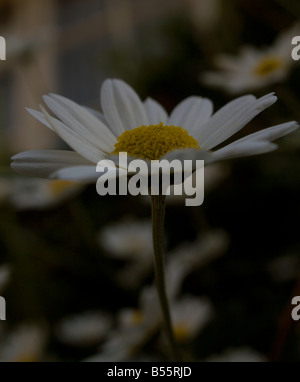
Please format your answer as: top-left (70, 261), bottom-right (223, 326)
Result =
top-left (55, 311), bottom-right (112, 348)
top-left (84, 290), bottom-right (213, 362)
top-left (167, 295), bottom-right (213, 345)
top-left (83, 233), bottom-right (222, 363)
top-left (99, 218), bottom-right (229, 289)
top-left (201, 24), bottom-right (300, 94)
top-left (99, 218), bottom-right (153, 259)
top-left (0, 325), bottom-right (46, 362)
top-left (205, 347), bottom-right (266, 362)
top-left (98, 217), bottom-right (153, 288)
top-left (10, 178), bottom-right (84, 210)
top-left (84, 286), bottom-right (161, 362)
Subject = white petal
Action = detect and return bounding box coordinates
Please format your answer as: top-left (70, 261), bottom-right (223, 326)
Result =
top-left (51, 165), bottom-right (127, 183)
top-left (50, 165), bottom-right (99, 182)
top-left (44, 94), bottom-right (116, 153)
top-left (26, 108), bottom-right (54, 131)
top-left (228, 121), bottom-right (299, 145)
top-left (197, 93), bottom-right (277, 149)
top-left (40, 106), bottom-right (106, 164)
top-left (101, 79), bottom-right (149, 136)
top-left (82, 106), bottom-right (107, 125)
top-left (213, 141), bottom-right (278, 161)
top-left (144, 98), bottom-right (168, 124)
top-left (168, 96), bottom-right (213, 135)
top-left (11, 150), bottom-right (92, 178)
top-left (162, 148), bottom-right (214, 166)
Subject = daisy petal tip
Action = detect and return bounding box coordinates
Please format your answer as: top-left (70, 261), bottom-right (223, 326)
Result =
top-left (256, 93), bottom-right (277, 112)
top-left (39, 104), bottom-right (47, 113)
top-left (25, 107), bottom-right (37, 118)
top-left (102, 78), bottom-right (118, 89)
top-left (10, 161), bottom-right (22, 173)
top-left (10, 151), bottom-right (26, 161)
top-left (102, 78), bottom-right (113, 84)
top-left (10, 159), bottom-right (27, 174)
top-left (263, 92), bottom-right (277, 103)
top-left (282, 120), bottom-right (299, 133)
top-left (42, 95), bottom-right (52, 106)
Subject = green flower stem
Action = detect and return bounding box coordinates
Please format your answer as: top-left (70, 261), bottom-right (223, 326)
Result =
top-left (151, 193), bottom-right (180, 361)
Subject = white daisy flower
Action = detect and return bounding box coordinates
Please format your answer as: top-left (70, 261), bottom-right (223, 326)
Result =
top-left (84, 288), bottom-right (160, 362)
top-left (98, 221), bottom-right (228, 290)
top-left (11, 79), bottom-right (298, 182)
top-left (55, 311), bottom-right (112, 347)
top-left (98, 217), bottom-right (153, 288)
top-left (201, 24), bottom-right (300, 94)
top-left (84, 292), bottom-right (213, 362)
top-left (0, 176), bottom-right (83, 210)
top-left (84, 243), bottom-right (215, 362)
top-left (169, 296), bottom-right (213, 344)
top-left (99, 217), bottom-right (153, 259)
top-left (205, 347), bottom-right (266, 362)
top-left (0, 325), bottom-right (46, 362)
top-left (10, 177), bottom-right (84, 210)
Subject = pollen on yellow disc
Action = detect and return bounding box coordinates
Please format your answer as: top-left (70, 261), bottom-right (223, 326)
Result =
top-left (173, 323), bottom-right (190, 343)
top-left (48, 180), bottom-right (77, 196)
top-left (254, 56), bottom-right (283, 77)
top-left (111, 122), bottom-right (200, 160)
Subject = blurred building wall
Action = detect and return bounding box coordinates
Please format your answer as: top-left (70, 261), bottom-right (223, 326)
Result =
top-left (0, 0), bottom-right (57, 153)
top-left (0, 0), bottom-right (190, 154)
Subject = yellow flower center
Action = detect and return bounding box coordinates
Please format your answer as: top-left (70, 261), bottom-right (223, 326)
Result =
top-left (48, 180), bottom-right (77, 197)
top-left (111, 122), bottom-right (200, 160)
top-left (173, 323), bottom-right (190, 343)
top-left (254, 56), bottom-right (283, 77)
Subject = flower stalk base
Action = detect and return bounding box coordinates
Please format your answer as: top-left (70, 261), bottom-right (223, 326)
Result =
top-left (151, 193), bottom-right (180, 361)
